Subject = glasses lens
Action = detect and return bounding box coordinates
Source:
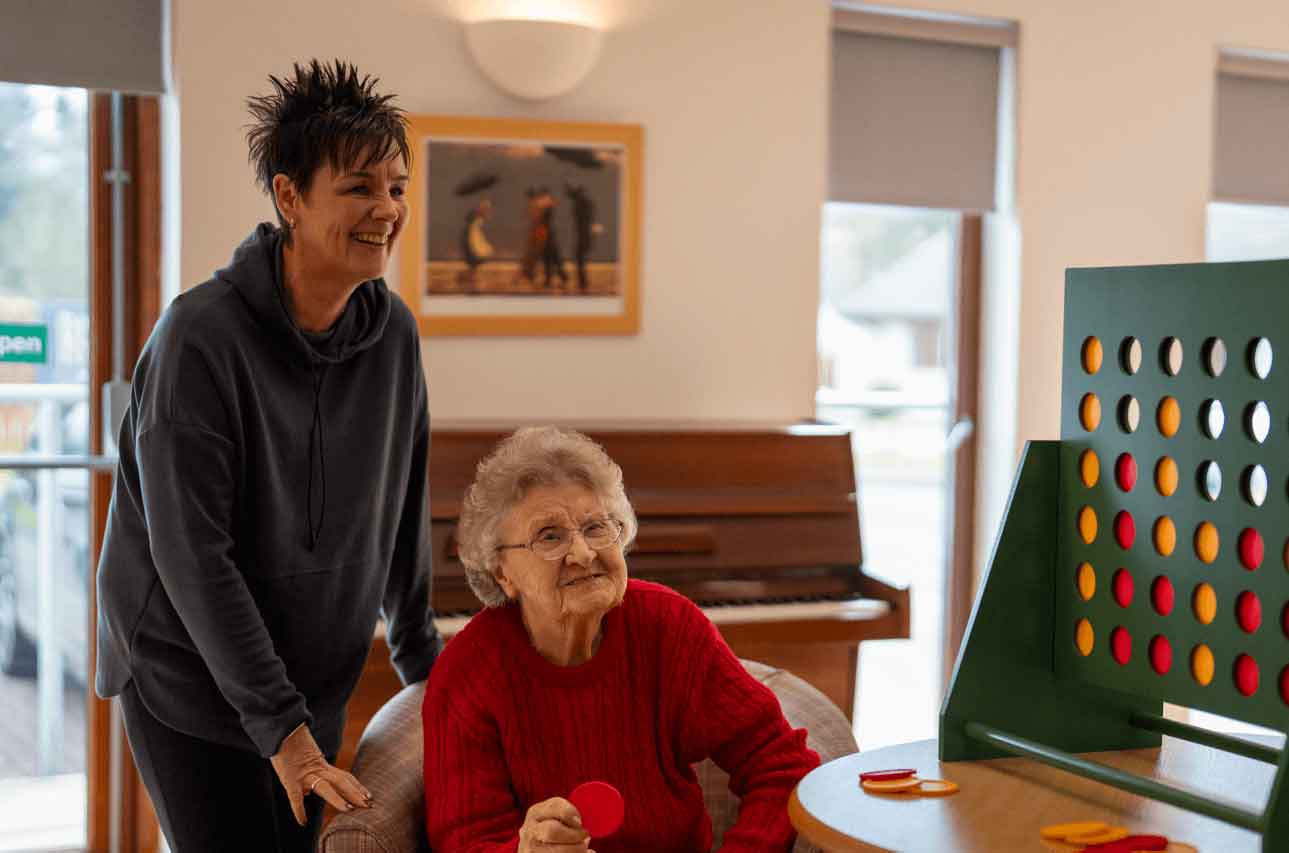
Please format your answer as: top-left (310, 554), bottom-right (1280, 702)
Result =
top-left (530, 528), bottom-right (571, 559)
top-left (583, 518), bottom-right (622, 548)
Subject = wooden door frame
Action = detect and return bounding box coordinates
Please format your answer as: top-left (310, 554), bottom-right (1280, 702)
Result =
top-left (88, 91), bottom-right (163, 853)
top-left (943, 213), bottom-right (983, 684)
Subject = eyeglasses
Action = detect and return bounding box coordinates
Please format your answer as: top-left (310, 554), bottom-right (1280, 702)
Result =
top-left (496, 517), bottom-right (624, 561)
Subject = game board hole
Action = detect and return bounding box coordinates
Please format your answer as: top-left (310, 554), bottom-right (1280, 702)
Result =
top-left (1198, 461), bottom-right (1222, 501)
top-left (1243, 465), bottom-right (1268, 507)
top-left (1192, 644), bottom-right (1214, 686)
top-left (1246, 401), bottom-right (1271, 444)
top-left (1080, 394), bottom-right (1102, 432)
top-left (1193, 583), bottom-right (1217, 625)
top-left (1200, 399), bottom-right (1225, 439)
top-left (1082, 337), bottom-right (1103, 374)
top-left (1202, 337), bottom-right (1227, 377)
top-left (1151, 575), bottom-right (1174, 616)
top-left (1160, 337), bottom-right (1183, 376)
top-left (1120, 337), bottom-right (1143, 375)
top-left (1249, 338), bottom-right (1273, 379)
top-left (1079, 450), bottom-right (1099, 488)
top-left (1118, 396), bottom-right (1140, 433)
top-left (1114, 453), bottom-right (1137, 492)
top-left (1155, 456), bottom-right (1179, 497)
top-left (1235, 654), bottom-right (1260, 697)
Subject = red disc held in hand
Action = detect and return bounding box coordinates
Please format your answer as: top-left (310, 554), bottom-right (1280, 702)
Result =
top-left (1235, 654), bottom-right (1260, 697)
top-left (569, 781), bottom-right (624, 838)
top-left (1151, 575), bottom-right (1174, 616)
top-left (1113, 511), bottom-right (1136, 550)
top-left (1239, 528), bottom-right (1264, 570)
top-left (1115, 453), bottom-right (1138, 491)
top-left (859, 768), bottom-right (916, 782)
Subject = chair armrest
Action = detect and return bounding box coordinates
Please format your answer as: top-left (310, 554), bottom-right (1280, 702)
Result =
top-left (316, 682), bottom-right (427, 853)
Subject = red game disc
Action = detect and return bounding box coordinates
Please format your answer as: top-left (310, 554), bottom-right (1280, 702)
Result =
top-left (859, 768), bottom-right (916, 782)
top-left (1115, 453), bottom-right (1137, 492)
top-left (1151, 575), bottom-right (1174, 616)
top-left (1112, 569), bottom-right (1134, 608)
top-left (1282, 602), bottom-right (1289, 638)
top-left (1113, 511), bottom-right (1136, 550)
top-left (1237, 591), bottom-right (1262, 633)
top-left (1235, 654), bottom-right (1260, 697)
top-left (568, 781), bottom-right (624, 838)
top-left (1110, 627), bottom-right (1131, 665)
top-left (1149, 634), bottom-right (1172, 675)
top-left (1080, 835), bottom-right (1169, 852)
top-left (1281, 665), bottom-right (1289, 707)
top-left (1238, 528), bottom-right (1264, 570)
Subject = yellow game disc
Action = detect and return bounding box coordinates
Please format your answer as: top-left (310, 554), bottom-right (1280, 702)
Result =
top-left (861, 776), bottom-right (921, 794)
top-left (1192, 584), bottom-right (1217, 626)
top-left (1192, 643), bottom-right (1215, 686)
top-left (1080, 394), bottom-right (1102, 432)
top-left (913, 779), bottom-right (959, 797)
top-left (1079, 450), bottom-right (1100, 488)
top-left (1078, 506), bottom-right (1098, 544)
top-left (1157, 396), bottom-right (1181, 437)
top-left (1040, 821), bottom-right (1109, 840)
top-left (1076, 563), bottom-right (1096, 601)
top-left (1195, 521), bottom-right (1219, 563)
top-left (1153, 516), bottom-right (1176, 556)
top-left (1068, 826), bottom-right (1129, 844)
top-left (1075, 618), bottom-right (1094, 656)
top-left (1155, 456), bottom-right (1178, 496)
top-left (1083, 337), bottom-right (1103, 374)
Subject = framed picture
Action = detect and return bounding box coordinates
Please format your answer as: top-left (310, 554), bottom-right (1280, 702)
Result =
top-left (399, 116), bottom-right (642, 336)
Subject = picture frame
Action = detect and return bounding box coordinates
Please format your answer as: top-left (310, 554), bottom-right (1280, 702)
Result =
top-left (399, 116), bottom-right (642, 336)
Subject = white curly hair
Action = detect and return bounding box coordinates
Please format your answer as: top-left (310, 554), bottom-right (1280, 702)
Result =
top-left (456, 426), bottom-right (638, 607)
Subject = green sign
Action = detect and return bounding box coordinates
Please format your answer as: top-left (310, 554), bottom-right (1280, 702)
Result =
top-left (0, 324), bottom-right (47, 363)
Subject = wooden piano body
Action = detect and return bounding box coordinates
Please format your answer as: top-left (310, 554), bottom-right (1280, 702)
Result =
top-left (337, 422), bottom-right (910, 768)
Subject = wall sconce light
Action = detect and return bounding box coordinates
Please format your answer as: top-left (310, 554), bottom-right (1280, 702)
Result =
top-left (465, 17), bottom-right (603, 100)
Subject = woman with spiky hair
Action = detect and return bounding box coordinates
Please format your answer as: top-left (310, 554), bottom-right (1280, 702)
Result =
top-left (94, 59), bottom-right (441, 851)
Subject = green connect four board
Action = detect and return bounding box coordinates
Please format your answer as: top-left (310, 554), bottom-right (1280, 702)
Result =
top-left (941, 259), bottom-right (1289, 850)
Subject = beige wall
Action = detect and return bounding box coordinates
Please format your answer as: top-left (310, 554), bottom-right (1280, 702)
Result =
top-left (866, 0), bottom-right (1289, 444)
top-left (176, 1), bottom-right (1289, 435)
top-left (174, 0), bottom-right (829, 422)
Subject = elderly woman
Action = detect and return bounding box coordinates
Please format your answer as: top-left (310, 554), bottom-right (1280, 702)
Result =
top-left (95, 60), bottom-right (439, 851)
top-left (423, 427), bottom-right (819, 852)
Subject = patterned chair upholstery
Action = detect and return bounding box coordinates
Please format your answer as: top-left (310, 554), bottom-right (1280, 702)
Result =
top-left (316, 660), bottom-right (857, 853)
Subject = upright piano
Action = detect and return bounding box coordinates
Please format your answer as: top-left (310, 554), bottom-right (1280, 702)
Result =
top-left (337, 422), bottom-right (910, 768)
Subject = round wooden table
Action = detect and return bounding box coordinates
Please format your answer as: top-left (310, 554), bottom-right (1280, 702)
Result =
top-left (788, 737), bottom-right (1281, 852)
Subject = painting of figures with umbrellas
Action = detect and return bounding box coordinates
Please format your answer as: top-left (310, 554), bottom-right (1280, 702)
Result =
top-left (399, 116), bottom-right (642, 336)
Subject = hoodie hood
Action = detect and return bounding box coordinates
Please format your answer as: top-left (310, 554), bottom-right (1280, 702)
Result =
top-left (215, 222), bottom-right (392, 367)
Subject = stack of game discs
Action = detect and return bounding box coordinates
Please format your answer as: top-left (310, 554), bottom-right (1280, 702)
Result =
top-left (858, 768), bottom-right (959, 797)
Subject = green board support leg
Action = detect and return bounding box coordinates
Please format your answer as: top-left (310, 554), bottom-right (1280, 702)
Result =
top-left (940, 440), bottom-right (1159, 761)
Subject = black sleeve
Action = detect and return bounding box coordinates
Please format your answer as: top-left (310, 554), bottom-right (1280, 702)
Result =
top-left (381, 369), bottom-right (442, 685)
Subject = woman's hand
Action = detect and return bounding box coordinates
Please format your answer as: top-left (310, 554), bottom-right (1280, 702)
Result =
top-left (269, 723), bottom-right (372, 824)
top-left (518, 797), bottom-right (592, 852)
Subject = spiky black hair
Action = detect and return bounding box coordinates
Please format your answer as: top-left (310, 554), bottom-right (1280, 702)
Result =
top-left (245, 59), bottom-right (410, 223)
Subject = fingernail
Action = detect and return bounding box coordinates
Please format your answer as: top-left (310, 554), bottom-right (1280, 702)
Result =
top-left (344, 803), bottom-right (353, 811)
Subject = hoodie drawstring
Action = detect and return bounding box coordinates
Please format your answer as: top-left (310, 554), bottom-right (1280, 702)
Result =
top-left (306, 364), bottom-right (328, 550)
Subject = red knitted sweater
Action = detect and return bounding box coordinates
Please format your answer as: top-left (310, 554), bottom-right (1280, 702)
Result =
top-left (422, 579), bottom-right (820, 852)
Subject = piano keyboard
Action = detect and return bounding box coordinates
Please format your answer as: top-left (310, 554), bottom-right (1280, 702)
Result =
top-left (432, 597), bottom-right (891, 637)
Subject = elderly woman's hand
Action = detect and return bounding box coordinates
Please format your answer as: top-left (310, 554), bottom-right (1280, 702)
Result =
top-left (519, 797), bottom-right (592, 852)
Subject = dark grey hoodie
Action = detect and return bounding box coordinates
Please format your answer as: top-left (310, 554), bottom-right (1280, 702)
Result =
top-left (95, 223), bottom-right (441, 758)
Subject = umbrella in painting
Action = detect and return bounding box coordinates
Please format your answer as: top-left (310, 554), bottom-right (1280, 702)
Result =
top-left (454, 170), bottom-right (501, 196)
top-left (544, 146), bottom-right (603, 169)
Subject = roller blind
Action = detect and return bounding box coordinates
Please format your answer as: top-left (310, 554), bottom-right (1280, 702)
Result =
top-left (830, 31), bottom-right (1000, 211)
top-left (1213, 69), bottom-right (1289, 205)
top-left (0, 0), bottom-right (169, 94)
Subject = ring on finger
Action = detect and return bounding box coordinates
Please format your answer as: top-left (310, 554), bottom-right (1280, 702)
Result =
top-left (308, 775), bottom-right (323, 794)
